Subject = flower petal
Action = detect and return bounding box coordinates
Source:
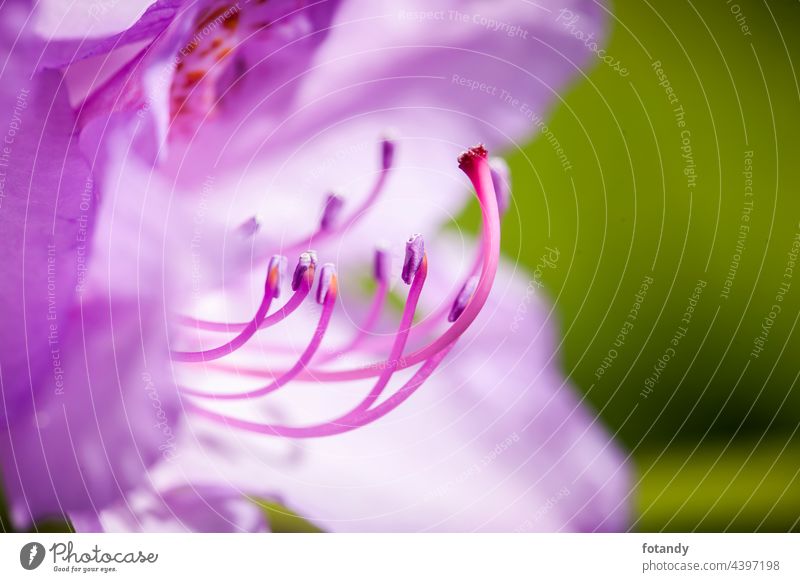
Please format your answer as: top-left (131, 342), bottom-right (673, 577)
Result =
top-left (0, 42), bottom-right (93, 426)
top-left (0, 61), bottom-right (183, 524)
top-left (70, 484), bottom-right (269, 532)
top-left (34, 0), bottom-right (161, 41)
top-left (0, 298), bottom-right (181, 528)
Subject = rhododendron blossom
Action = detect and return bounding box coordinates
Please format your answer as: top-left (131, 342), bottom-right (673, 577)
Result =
top-left (0, 0), bottom-right (630, 532)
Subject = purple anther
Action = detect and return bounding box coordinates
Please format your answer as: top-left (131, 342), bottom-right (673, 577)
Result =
top-left (267, 255), bottom-right (288, 298)
top-left (238, 215), bottom-right (261, 237)
top-left (320, 193), bottom-right (344, 231)
top-left (316, 263), bottom-right (337, 304)
top-left (489, 157), bottom-right (511, 215)
top-left (292, 252), bottom-right (315, 291)
top-left (381, 133), bottom-right (396, 171)
top-left (448, 276), bottom-right (479, 322)
top-left (401, 234), bottom-right (425, 285)
top-left (374, 246), bottom-right (391, 283)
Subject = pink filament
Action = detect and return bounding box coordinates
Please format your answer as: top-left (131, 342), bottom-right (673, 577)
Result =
top-left (182, 146), bottom-right (500, 438)
top-left (311, 151), bottom-right (498, 379)
top-left (316, 278), bottom-right (389, 364)
top-left (171, 273), bottom-right (278, 363)
top-left (188, 342), bottom-right (453, 438)
top-left (175, 278), bottom-right (312, 333)
top-left (229, 151), bottom-right (500, 382)
top-left (180, 283), bottom-right (338, 400)
top-left (284, 165), bottom-right (392, 257)
top-left (349, 256), bottom-right (427, 414)
top-left (401, 237), bottom-right (484, 338)
top-left (188, 262), bottom-right (447, 437)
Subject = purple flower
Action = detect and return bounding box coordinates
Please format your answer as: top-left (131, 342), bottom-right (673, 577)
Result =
top-left (0, 0), bottom-right (630, 532)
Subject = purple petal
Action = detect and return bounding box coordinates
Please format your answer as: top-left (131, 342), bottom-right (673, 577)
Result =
top-left (0, 58), bottom-right (93, 426)
top-left (70, 484), bottom-right (269, 533)
top-left (0, 50), bottom-right (183, 523)
top-left (34, 1), bottom-right (157, 40)
top-left (37, 1), bottom-right (186, 68)
top-left (0, 299), bottom-right (181, 528)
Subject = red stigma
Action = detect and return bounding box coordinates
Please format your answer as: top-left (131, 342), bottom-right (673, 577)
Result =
top-left (457, 144), bottom-right (489, 171)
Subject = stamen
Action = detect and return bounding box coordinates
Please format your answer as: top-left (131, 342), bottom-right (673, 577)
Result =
top-left (267, 255), bottom-right (287, 298)
top-left (171, 255), bottom-right (284, 363)
top-left (176, 277), bottom-right (311, 333)
top-left (489, 157), bottom-right (511, 215)
top-left (182, 267), bottom-right (338, 401)
top-left (448, 276), bottom-right (479, 322)
top-left (187, 256), bottom-right (432, 429)
top-left (187, 343), bottom-right (452, 437)
top-left (177, 253), bottom-right (314, 332)
top-left (292, 251), bottom-right (316, 291)
top-left (283, 137), bottom-right (396, 255)
top-left (239, 215), bottom-right (262, 237)
top-left (401, 233), bottom-right (424, 284)
top-left (374, 245), bottom-right (391, 283)
top-left (316, 247), bottom-right (391, 364)
top-left (183, 144), bottom-right (501, 439)
top-left (246, 143), bottom-right (501, 382)
top-left (316, 263), bottom-right (337, 304)
top-left (384, 236), bottom-right (484, 341)
top-left (319, 193), bottom-right (344, 231)
top-left (381, 132), bottom-right (396, 171)
top-left (350, 252), bottom-right (427, 414)
top-left (415, 246), bottom-right (483, 331)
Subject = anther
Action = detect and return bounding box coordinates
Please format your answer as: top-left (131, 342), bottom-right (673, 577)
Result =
top-left (489, 157), bottom-right (511, 215)
top-left (381, 133), bottom-right (397, 171)
top-left (401, 234), bottom-right (425, 284)
top-left (374, 245), bottom-right (391, 283)
top-left (316, 263), bottom-right (338, 304)
top-left (448, 276), bottom-right (479, 322)
top-left (319, 193), bottom-right (344, 231)
top-left (291, 252), bottom-right (316, 291)
top-left (239, 215), bottom-right (261, 237)
top-left (267, 255), bottom-right (287, 298)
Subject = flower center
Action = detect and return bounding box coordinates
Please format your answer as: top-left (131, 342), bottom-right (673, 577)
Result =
top-left (170, 3), bottom-right (241, 122)
top-left (173, 141), bottom-right (506, 438)
top-left (169, 0), bottom-right (313, 125)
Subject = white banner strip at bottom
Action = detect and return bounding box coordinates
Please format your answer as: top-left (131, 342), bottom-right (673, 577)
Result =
top-left (0, 533), bottom-right (797, 581)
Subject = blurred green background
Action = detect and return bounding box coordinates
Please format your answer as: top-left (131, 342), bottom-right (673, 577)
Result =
top-left (464, 0), bottom-right (800, 531)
